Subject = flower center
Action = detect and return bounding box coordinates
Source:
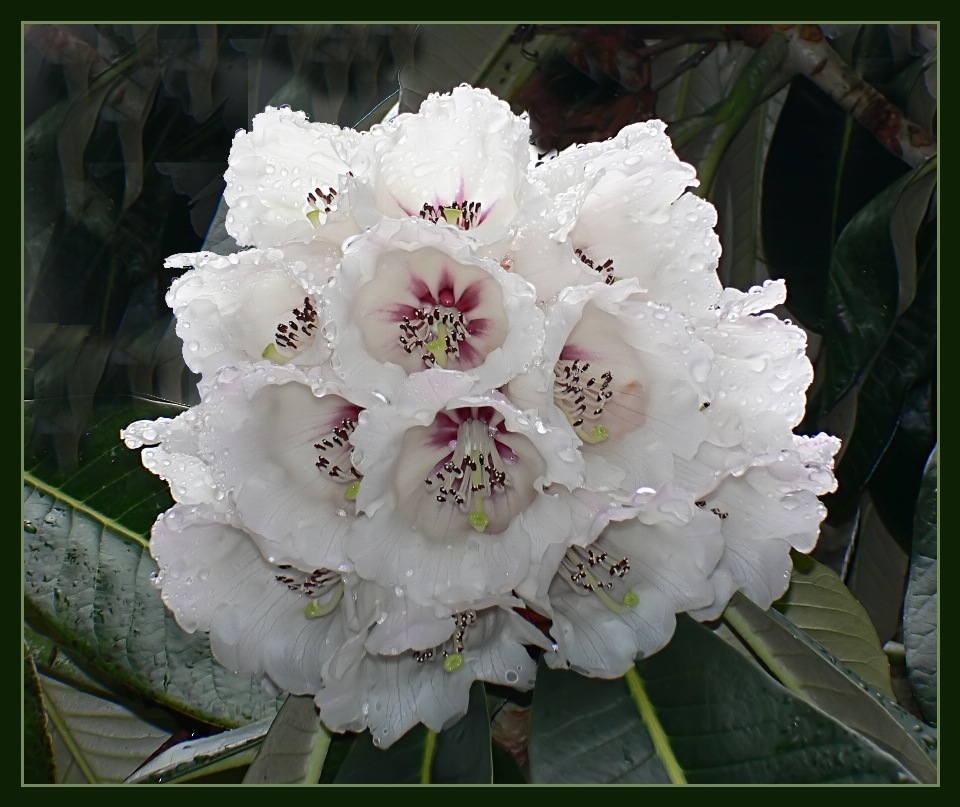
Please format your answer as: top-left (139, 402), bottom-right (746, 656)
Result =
top-left (424, 418), bottom-right (510, 533)
top-left (419, 200), bottom-right (482, 231)
top-left (561, 544), bottom-right (638, 614)
top-left (574, 248), bottom-right (619, 285)
top-left (275, 565), bottom-right (345, 618)
top-left (553, 359), bottom-right (614, 443)
top-left (399, 304), bottom-right (468, 369)
top-left (263, 296), bottom-right (320, 364)
top-left (315, 414), bottom-right (363, 499)
top-left (412, 610), bottom-right (477, 673)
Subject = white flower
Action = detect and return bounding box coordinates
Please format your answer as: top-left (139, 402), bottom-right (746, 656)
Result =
top-left (164, 248), bottom-right (331, 381)
top-left (126, 83), bottom-right (839, 748)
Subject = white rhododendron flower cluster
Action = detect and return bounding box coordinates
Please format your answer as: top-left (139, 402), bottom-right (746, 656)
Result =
top-left (123, 85), bottom-right (840, 747)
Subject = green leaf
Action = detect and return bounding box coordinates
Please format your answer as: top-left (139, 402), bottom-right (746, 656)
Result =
top-left (761, 75), bottom-right (911, 332)
top-left (492, 740), bottom-right (527, 783)
top-left (125, 719), bottom-right (272, 784)
top-left (24, 646), bottom-right (57, 784)
top-left (904, 446), bottom-right (937, 724)
top-left (724, 594), bottom-right (935, 783)
top-left (774, 551), bottom-right (894, 698)
top-left (529, 615), bottom-right (918, 783)
top-left (819, 158), bottom-right (936, 414)
top-left (41, 674), bottom-right (172, 784)
top-left (242, 695), bottom-right (331, 784)
top-left (825, 245), bottom-right (936, 517)
top-left (334, 680), bottom-right (492, 783)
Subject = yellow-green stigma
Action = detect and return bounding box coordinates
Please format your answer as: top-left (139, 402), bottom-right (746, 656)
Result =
top-left (443, 653), bottom-right (465, 673)
top-left (344, 480), bottom-right (361, 500)
top-left (468, 511), bottom-right (489, 532)
top-left (442, 207), bottom-right (461, 225)
top-left (622, 591), bottom-right (639, 608)
top-left (426, 323), bottom-right (448, 367)
top-left (306, 209), bottom-right (322, 227)
top-left (304, 582), bottom-right (343, 618)
top-left (262, 343), bottom-right (293, 364)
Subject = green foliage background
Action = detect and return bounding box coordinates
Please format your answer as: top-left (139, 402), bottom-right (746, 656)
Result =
top-left (23, 24), bottom-right (937, 784)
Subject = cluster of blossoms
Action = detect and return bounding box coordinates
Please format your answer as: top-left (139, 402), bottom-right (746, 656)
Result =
top-left (123, 86), bottom-right (839, 747)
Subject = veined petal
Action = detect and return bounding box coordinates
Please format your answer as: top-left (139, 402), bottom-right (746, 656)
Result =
top-left (165, 249), bottom-right (329, 378)
top-left (532, 120), bottom-right (723, 315)
top-left (198, 363), bottom-right (365, 571)
top-left (150, 504), bottom-right (355, 695)
top-left (350, 85), bottom-right (531, 243)
top-left (544, 509), bottom-right (723, 678)
top-left (320, 217), bottom-right (544, 401)
top-left (224, 105), bottom-right (360, 248)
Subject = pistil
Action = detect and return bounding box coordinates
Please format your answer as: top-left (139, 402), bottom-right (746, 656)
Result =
top-left (399, 306), bottom-right (468, 369)
top-left (562, 546), bottom-right (638, 614)
top-left (263, 296), bottom-right (319, 363)
top-left (553, 359), bottom-right (614, 443)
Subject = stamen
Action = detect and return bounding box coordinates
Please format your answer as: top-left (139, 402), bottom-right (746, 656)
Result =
top-left (264, 296), bottom-right (320, 363)
top-left (314, 415), bottom-right (363, 485)
top-left (423, 418), bottom-right (509, 532)
top-left (305, 186), bottom-right (338, 226)
top-left (574, 248), bottom-right (620, 285)
top-left (399, 306), bottom-right (469, 369)
top-left (561, 546), bottom-right (636, 614)
top-left (553, 359), bottom-right (614, 443)
top-left (412, 611), bottom-right (477, 672)
top-left (275, 566), bottom-right (345, 618)
top-left (419, 199), bottom-right (483, 231)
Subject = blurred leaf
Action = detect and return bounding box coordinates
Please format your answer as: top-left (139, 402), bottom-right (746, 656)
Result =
top-left (761, 76), bottom-right (911, 332)
top-left (774, 551), bottom-right (894, 698)
top-left (398, 25), bottom-right (513, 114)
top-left (846, 496), bottom-right (910, 645)
top-left (724, 595), bottom-right (935, 782)
top-left (242, 696), bottom-right (330, 784)
top-left (41, 674), bottom-right (171, 784)
top-left (868, 379), bottom-right (935, 546)
top-left (317, 733), bottom-right (357, 783)
top-left (492, 740), bottom-right (527, 783)
top-left (712, 86), bottom-right (788, 291)
top-left (125, 718), bottom-right (271, 783)
top-left (529, 615), bottom-right (916, 783)
top-left (819, 158), bottom-right (935, 414)
top-left (904, 446), bottom-right (937, 724)
top-left (825, 231), bottom-right (936, 515)
top-left (334, 681), bottom-right (492, 784)
top-left (24, 646), bottom-right (57, 784)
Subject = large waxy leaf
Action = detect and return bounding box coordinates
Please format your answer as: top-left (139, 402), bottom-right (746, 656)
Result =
top-left (242, 695), bottom-right (331, 784)
top-left (761, 76), bottom-right (911, 333)
top-left (41, 674), bottom-right (172, 784)
top-left (24, 647), bottom-right (57, 784)
top-left (774, 551), bottom-right (894, 698)
top-left (23, 397), bottom-right (283, 728)
top-left (334, 681), bottom-right (492, 784)
top-left (826, 235), bottom-right (936, 516)
top-left (904, 446), bottom-right (937, 724)
top-left (819, 157), bottom-right (936, 415)
top-left (724, 595), bottom-right (936, 783)
top-left (529, 616), bottom-right (917, 784)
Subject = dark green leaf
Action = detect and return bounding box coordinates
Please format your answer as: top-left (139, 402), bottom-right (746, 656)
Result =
top-left (334, 680), bottom-right (492, 783)
top-left (24, 646), bottom-right (57, 784)
top-left (819, 158), bottom-right (936, 415)
top-left (774, 551), bottom-right (894, 698)
top-left (761, 76), bottom-right (910, 332)
top-left (846, 496), bottom-right (911, 645)
top-left (243, 696), bottom-right (330, 784)
top-left (825, 236), bottom-right (936, 515)
top-left (492, 740), bottom-right (527, 783)
top-left (904, 446), bottom-right (937, 724)
top-left (530, 616), bottom-right (918, 783)
top-left (868, 379), bottom-right (935, 548)
top-left (317, 733), bottom-right (357, 783)
top-left (724, 595), bottom-right (935, 782)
